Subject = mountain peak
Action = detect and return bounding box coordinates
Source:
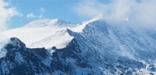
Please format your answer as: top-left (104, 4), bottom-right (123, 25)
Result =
top-left (24, 19), bottom-right (69, 28)
top-left (70, 17), bottom-right (103, 33)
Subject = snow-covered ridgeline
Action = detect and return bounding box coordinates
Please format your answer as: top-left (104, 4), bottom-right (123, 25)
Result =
top-left (0, 19), bottom-right (75, 49)
top-left (0, 17), bottom-right (102, 49)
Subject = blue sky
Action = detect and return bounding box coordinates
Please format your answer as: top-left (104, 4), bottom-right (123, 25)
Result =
top-left (1, 0), bottom-right (155, 29)
top-left (6, 0), bottom-right (113, 28)
top-left (7, 0), bottom-right (85, 28)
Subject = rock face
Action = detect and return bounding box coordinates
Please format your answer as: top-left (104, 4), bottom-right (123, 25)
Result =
top-left (0, 37), bottom-right (102, 75)
top-left (0, 38), bottom-right (51, 75)
top-left (1, 19), bottom-right (156, 75)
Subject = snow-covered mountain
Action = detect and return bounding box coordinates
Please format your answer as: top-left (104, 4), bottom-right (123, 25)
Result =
top-left (0, 19), bottom-right (73, 49)
top-left (0, 18), bottom-right (156, 75)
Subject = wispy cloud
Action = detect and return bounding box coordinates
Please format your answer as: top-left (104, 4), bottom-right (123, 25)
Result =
top-left (26, 7), bottom-right (46, 19)
top-left (75, 0), bottom-right (156, 27)
top-left (26, 12), bottom-right (36, 18)
top-left (0, 0), bottom-right (19, 31)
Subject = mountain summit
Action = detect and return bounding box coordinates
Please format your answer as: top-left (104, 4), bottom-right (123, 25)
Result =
top-left (1, 19), bottom-right (74, 49)
top-left (24, 19), bottom-right (70, 28)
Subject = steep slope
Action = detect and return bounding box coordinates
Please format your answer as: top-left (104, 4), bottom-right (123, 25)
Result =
top-left (67, 19), bottom-right (156, 75)
top-left (72, 19), bottom-right (156, 60)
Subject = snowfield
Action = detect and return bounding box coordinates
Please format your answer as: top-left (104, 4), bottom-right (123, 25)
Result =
top-left (0, 19), bottom-right (74, 49)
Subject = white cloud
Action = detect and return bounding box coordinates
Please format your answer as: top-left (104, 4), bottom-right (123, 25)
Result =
top-left (0, 0), bottom-right (19, 31)
top-left (26, 12), bottom-right (36, 18)
top-left (26, 12), bottom-right (43, 19)
top-left (75, 0), bottom-right (156, 27)
top-left (26, 7), bottom-right (46, 19)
